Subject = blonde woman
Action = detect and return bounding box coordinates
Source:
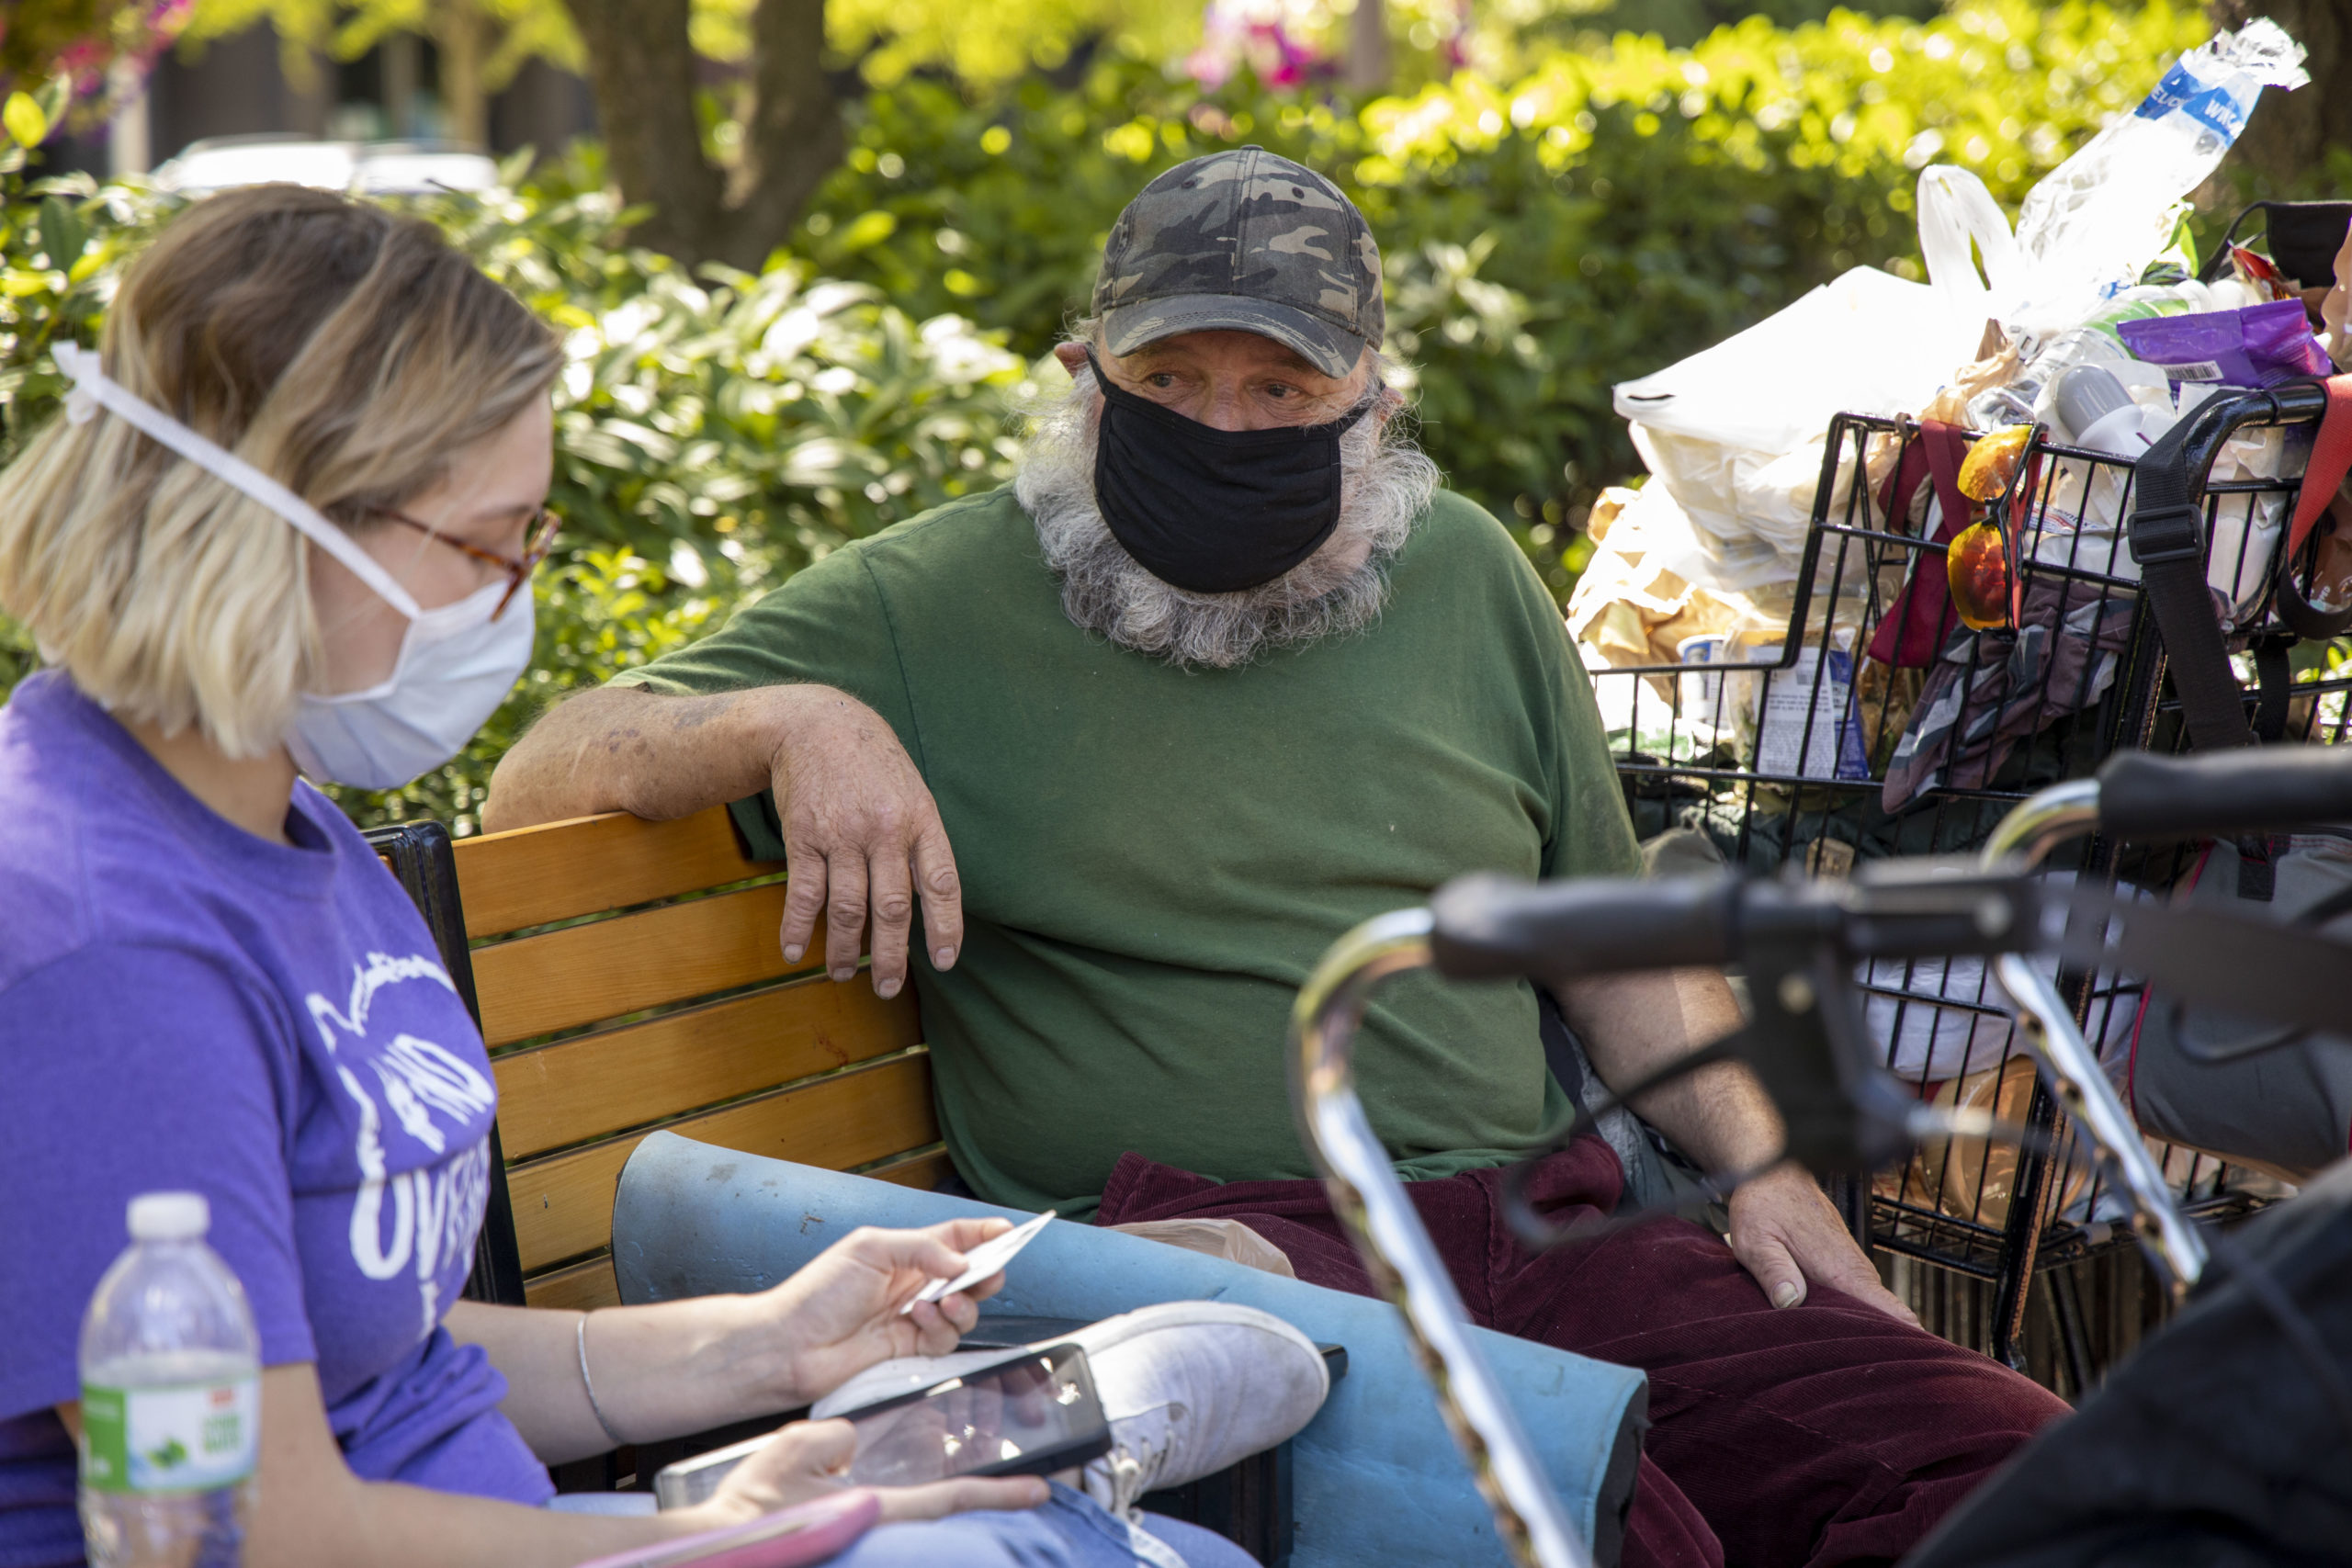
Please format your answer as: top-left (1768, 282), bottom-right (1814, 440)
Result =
top-left (0, 186), bottom-right (1293, 1568)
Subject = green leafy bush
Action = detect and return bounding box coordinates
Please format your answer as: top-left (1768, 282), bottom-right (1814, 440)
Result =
top-left (0, 0), bottom-right (2235, 830)
top-left (348, 547), bottom-right (732, 837)
top-left (798, 0), bottom-right (2213, 595)
top-left (0, 154), bottom-right (1037, 832)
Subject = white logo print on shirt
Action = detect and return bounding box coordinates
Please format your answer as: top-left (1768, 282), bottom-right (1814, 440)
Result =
top-left (307, 952), bottom-right (497, 1337)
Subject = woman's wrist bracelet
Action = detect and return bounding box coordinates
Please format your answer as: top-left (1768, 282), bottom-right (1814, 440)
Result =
top-left (576, 1311), bottom-right (628, 1448)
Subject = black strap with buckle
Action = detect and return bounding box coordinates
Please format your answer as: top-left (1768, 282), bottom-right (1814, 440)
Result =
top-left (2127, 416), bottom-right (2256, 753)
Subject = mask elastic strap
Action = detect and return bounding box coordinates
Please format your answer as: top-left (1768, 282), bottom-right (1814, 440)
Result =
top-left (54, 342), bottom-right (424, 620)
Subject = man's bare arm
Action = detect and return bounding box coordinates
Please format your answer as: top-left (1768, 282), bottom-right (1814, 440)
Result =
top-left (484, 685), bottom-right (779, 829)
top-left (483, 684), bottom-right (963, 998)
top-left (1555, 968), bottom-right (1773, 1173)
top-left (1556, 969), bottom-right (1914, 1322)
top-left (483, 684), bottom-right (820, 832)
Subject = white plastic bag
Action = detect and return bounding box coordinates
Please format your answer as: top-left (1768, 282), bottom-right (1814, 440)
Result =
top-left (1612, 265), bottom-right (1962, 456)
top-left (1612, 267), bottom-right (1971, 586)
top-left (1917, 165), bottom-right (2018, 328)
top-left (1623, 423), bottom-right (1819, 585)
top-left (1861, 872), bottom-right (2149, 1082)
top-left (2005, 19), bottom-right (2308, 340)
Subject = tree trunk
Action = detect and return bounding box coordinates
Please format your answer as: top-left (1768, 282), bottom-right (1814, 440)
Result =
top-left (434, 0), bottom-right (491, 149)
top-left (1343, 0), bottom-right (1391, 95)
top-left (383, 30), bottom-right (422, 138)
top-left (727, 0), bottom-right (846, 268)
top-left (559, 0), bottom-right (842, 272)
top-left (2210, 0), bottom-right (2352, 196)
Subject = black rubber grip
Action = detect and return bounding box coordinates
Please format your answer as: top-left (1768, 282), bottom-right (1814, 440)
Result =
top-left (2097, 747), bottom-right (2352, 840)
top-left (1427, 872), bottom-right (1737, 981)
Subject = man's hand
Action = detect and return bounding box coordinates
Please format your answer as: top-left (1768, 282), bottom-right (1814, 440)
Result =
top-left (1727, 1164), bottom-right (1917, 1324)
top-left (483, 683), bottom-right (963, 997)
top-left (756, 1220), bottom-right (1014, 1407)
top-left (1560, 970), bottom-right (1917, 1325)
top-left (768, 691), bottom-right (963, 998)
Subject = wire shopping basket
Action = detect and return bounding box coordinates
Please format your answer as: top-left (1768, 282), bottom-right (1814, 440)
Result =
top-left (1583, 385), bottom-right (2352, 1371)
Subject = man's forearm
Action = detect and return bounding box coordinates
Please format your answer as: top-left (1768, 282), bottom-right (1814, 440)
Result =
top-left (483, 683), bottom-right (817, 833)
top-left (1554, 968), bottom-right (1782, 1175)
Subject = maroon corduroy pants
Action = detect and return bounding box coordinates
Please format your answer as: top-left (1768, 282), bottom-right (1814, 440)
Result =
top-left (1096, 1138), bottom-right (2070, 1568)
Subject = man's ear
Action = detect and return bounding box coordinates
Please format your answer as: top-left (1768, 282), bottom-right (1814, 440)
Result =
top-left (1052, 342), bottom-right (1091, 377)
top-left (1356, 346), bottom-right (1394, 422)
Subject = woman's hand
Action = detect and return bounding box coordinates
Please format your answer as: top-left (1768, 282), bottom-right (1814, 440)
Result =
top-left (754, 1219), bottom-right (1015, 1408)
top-left (694, 1419), bottom-right (1047, 1530)
top-left (447, 1218), bottom-right (1018, 1462)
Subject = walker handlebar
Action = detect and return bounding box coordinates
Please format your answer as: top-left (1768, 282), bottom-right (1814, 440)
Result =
top-left (2096, 747), bottom-right (2352, 840)
top-left (1427, 872), bottom-right (1736, 980)
top-left (1427, 863), bottom-right (2041, 983)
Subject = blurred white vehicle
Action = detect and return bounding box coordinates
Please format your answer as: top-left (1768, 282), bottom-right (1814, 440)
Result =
top-left (153, 135), bottom-right (499, 196)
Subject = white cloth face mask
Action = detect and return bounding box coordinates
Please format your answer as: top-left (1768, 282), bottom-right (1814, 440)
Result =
top-left (57, 343), bottom-right (537, 790)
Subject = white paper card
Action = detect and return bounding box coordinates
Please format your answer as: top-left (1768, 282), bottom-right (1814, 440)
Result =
top-left (900, 1210), bottom-right (1054, 1314)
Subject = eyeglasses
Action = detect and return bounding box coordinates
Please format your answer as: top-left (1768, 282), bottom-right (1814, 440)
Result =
top-left (368, 503), bottom-right (560, 620)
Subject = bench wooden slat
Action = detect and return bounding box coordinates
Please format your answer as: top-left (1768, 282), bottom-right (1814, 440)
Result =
top-left (863, 1147), bottom-right (956, 1192)
top-left (472, 884), bottom-right (834, 1048)
top-left (456, 808), bottom-right (779, 940)
top-left (524, 1255), bottom-right (621, 1313)
top-left (510, 1053), bottom-right (935, 1273)
top-left (492, 978), bottom-right (923, 1160)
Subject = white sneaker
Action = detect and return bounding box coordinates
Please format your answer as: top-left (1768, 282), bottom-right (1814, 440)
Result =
top-left (1064, 1301), bottom-right (1329, 1520)
top-left (811, 1347), bottom-right (1017, 1419)
top-left (810, 1301), bottom-right (1331, 1521)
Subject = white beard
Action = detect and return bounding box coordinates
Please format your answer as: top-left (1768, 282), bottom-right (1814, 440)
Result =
top-left (1013, 367), bottom-right (1442, 670)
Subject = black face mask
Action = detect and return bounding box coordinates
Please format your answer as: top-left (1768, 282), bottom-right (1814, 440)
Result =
top-left (1087, 350), bottom-right (1374, 595)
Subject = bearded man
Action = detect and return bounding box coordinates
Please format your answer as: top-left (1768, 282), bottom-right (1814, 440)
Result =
top-left (486, 149), bottom-right (2067, 1566)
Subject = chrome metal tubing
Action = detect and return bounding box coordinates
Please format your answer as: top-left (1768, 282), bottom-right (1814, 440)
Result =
top-left (1993, 953), bottom-right (2209, 1292)
top-left (1979, 777), bottom-right (2100, 870)
top-left (1978, 778), bottom-right (2206, 1293)
top-left (1289, 908), bottom-right (1590, 1568)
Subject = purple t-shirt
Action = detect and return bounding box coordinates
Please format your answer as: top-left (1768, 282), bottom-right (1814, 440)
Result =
top-left (0, 672), bottom-right (551, 1566)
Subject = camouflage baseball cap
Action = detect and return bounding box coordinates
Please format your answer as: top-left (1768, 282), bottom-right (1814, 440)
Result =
top-left (1091, 147), bottom-right (1383, 379)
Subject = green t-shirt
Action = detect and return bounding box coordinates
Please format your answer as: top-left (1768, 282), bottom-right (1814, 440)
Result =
top-left (614, 486), bottom-right (1642, 1214)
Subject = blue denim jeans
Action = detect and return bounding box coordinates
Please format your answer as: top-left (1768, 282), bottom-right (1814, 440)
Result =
top-left (552, 1484), bottom-right (1255, 1566)
top-left (829, 1484), bottom-right (1257, 1568)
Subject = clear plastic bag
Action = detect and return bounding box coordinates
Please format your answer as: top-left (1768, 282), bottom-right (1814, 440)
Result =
top-left (2006, 19), bottom-right (2309, 341)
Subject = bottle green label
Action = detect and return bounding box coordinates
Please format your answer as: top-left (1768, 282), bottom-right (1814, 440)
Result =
top-left (79, 1377), bottom-right (257, 1494)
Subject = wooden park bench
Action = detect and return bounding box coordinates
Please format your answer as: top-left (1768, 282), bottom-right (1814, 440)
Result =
top-left (367, 807), bottom-right (1313, 1556)
top-left (371, 805), bottom-right (941, 1314)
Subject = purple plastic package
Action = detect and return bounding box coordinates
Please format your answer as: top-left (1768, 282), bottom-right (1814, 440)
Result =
top-left (2118, 298), bottom-right (2334, 388)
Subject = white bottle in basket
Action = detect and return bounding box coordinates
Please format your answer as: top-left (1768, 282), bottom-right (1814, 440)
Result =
top-left (2054, 364), bottom-right (2175, 466)
top-left (2042, 364), bottom-right (2177, 567)
top-left (78, 1192), bottom-right (260, 1567)
top-left (2052, 363), bottom-right (2284, 621)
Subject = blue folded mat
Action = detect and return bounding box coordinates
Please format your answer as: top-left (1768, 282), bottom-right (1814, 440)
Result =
top-left (612, 1131), bottom-right (1648, 1567)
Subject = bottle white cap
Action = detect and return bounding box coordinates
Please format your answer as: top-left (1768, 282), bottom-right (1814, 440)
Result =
top-left (127, 1191), bottom-right (210, 1243)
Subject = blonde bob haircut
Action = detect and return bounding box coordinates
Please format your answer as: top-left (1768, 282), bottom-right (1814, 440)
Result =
top-left (0, 183), bottom-right (560, 758)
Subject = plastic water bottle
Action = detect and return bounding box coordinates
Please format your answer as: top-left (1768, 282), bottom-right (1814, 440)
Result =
top-left (78, 1192), bottom-right (260, 1567)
